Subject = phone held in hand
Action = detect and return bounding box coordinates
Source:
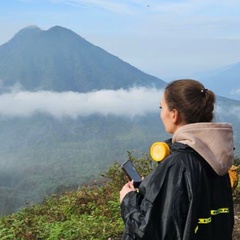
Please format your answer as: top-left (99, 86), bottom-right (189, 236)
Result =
top-left (121, 160), bottom-right (142, 188)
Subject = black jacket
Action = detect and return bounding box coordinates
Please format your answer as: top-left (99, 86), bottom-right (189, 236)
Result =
top-left (121, 142), bottom-right (234, 240)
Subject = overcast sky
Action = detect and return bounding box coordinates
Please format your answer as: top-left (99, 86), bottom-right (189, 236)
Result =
top-left (0, 0), bottom-right (240, 80)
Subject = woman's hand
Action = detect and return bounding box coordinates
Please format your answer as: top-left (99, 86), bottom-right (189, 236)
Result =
top-left (120, 180), bottom-right (136, 203)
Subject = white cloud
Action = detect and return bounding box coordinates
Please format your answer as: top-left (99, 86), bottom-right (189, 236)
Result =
top-left (51, 0), bottom-right (134, 14)
top-left (0, 88), bottom-right (163, 119)
top-left (230, 93), bottom-right (240, 101)
top-left (1, 87), bottom-right (239, 121)
top-left (215, 104), bottom-right (240, 121)
top-left (231, 88), bottom-right (240, 96)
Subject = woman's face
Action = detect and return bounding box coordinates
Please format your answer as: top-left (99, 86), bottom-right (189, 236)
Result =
top-left (160, 94), bottom-right (177, 134)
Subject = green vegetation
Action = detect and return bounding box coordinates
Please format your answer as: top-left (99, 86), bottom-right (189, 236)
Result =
top-left (0, 152), bottom-right (157, 240)
top-left (0, 154), bottom-right (239, 239)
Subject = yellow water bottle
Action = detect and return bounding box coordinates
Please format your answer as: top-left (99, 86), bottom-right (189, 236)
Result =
top-left (150, 142), bottom-right (170, 162)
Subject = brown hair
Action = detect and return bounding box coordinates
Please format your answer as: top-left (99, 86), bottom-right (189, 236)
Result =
top-left (164, 79), bottom-right (215, 123)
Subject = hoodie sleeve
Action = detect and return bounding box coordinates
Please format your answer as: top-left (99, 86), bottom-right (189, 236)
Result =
top-left (120, 191), bottom-right (154, 239)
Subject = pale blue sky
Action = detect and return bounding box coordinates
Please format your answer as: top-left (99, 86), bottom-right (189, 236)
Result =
top-left (0, 0), bottom-right (240, 80)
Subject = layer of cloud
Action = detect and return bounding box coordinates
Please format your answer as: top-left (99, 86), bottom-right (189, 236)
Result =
top-left (0, 88), bottom-right (163, 119)
top-left (0, 87), bottom-right (239, 120)
top-left (231, 88), bottom-right (240, 98)
top-left (215, 106), bottom-right (240, 122)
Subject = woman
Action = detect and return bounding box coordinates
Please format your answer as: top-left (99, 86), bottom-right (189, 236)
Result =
top-left (120, 79), bottom-right (234, 240)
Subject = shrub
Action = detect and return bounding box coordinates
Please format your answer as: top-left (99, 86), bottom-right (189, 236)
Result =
top-left (0, 152), bottom-right (155, 240)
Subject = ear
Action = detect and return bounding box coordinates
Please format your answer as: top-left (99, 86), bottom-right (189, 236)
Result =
top-left (171, 109), bottom-right (181, 124)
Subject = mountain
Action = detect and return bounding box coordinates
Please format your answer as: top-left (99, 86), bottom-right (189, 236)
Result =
top-left (0, 25), bottom-right (166, 92)
top-left (190, 62), bottom-right (240, 100)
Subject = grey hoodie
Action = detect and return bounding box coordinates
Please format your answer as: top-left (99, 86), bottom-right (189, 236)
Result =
top-left (172, 122), bottom-right (234, 176)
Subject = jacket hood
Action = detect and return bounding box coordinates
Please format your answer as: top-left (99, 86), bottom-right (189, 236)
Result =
top-left (172, 122), bottom-right (234, 176)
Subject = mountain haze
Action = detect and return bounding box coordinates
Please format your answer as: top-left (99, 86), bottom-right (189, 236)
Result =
top-left (0, 25), bottom-right (165, 92)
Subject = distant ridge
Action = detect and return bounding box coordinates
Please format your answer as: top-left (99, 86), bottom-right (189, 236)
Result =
top-left (0, 26), bottom-right (166, 92)
top-left (191, 62), bottom-right (240, 100)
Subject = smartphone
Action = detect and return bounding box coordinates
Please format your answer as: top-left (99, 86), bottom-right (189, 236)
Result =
top-left (121, 160), bottom-right (142, 188)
